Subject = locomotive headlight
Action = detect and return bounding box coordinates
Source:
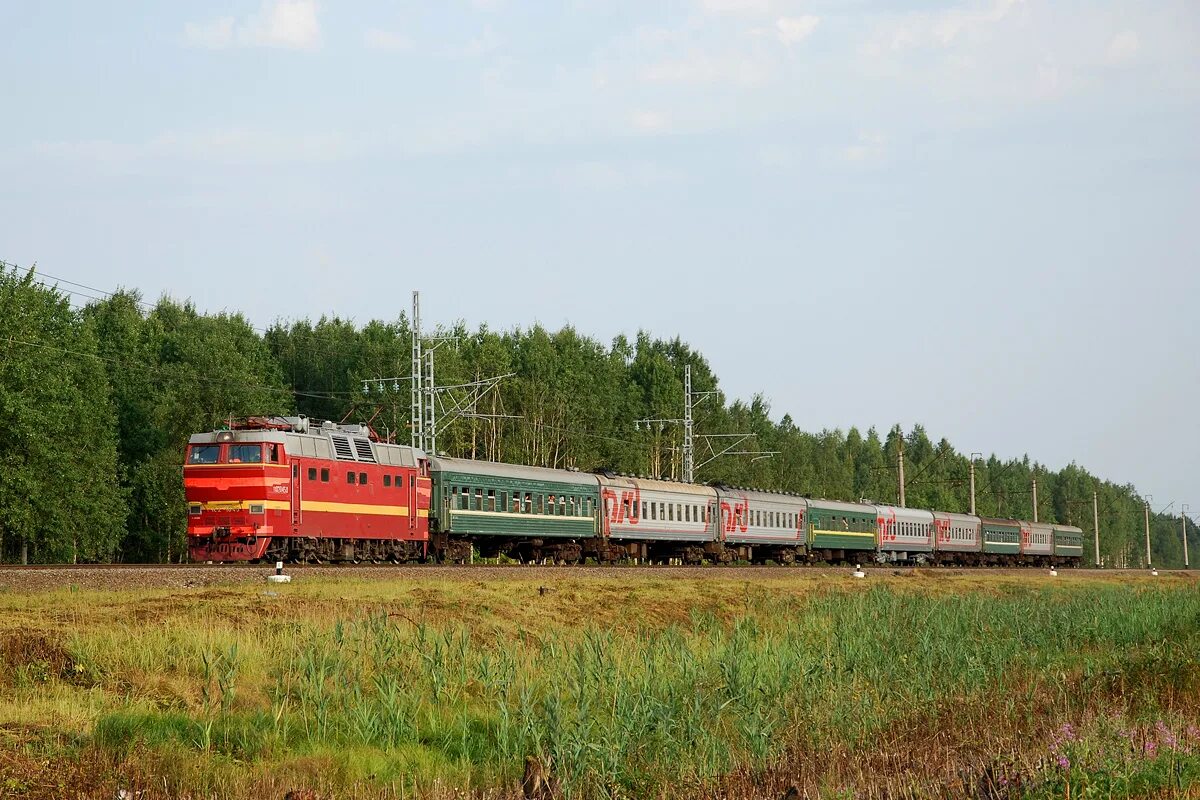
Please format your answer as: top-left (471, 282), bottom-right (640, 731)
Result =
top-left (188, 504), bottom-right (202, 516)
top-left (217, 431), bottom-right (235, 442)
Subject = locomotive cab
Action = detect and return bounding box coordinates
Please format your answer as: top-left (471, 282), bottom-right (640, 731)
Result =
top-left (185, 427), bottom-right (293, 561)
top-left (186, 416), bottom-right (431, 563)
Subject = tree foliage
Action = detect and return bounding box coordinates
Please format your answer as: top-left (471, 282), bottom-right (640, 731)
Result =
top-left (0, 264), bottom-right (1194, 566)
top-left (0, 267), bottom-right (126, 562)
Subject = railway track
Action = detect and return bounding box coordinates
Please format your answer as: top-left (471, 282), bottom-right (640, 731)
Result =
top-left (0, 562), bottom-right (1191, 594)
top-left (0, 562), bottom-right (1183, 572)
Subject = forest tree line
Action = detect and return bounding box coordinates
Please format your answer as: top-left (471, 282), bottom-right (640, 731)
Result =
top-left (1, 264), bottom-right (1195, 566)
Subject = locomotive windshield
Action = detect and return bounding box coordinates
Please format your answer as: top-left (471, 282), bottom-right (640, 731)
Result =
top-left (228, 444), bottom-right (263, 463)
top-left (188, 445), bottom-right (220, 464)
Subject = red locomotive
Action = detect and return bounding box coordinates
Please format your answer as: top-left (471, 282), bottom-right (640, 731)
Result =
top-left (185, 416), bottom-right (430, 563)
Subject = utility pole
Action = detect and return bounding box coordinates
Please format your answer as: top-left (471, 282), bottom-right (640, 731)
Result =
top-left (1093, 490), bottom-right (1101, 567)
top-left (1144, 495), bottom-right (1152, 568)
top-left (898, 438), bottom-right (906, 508)
top-left (411, 291), bottom-right (423, 449)
top-left (1183, 504), bottom-right (1191, 569)
top-left (362, 290), bottom-right (513, 457)
top-left (969, 452), bottom-right (981, 515)
top-left (636, 364), bottom-right (775, 483)
top-left (424, 348), bottom-right (436, 454)
top-left (683, 365), bottom-right (694, 484)
top-left (1031, 478), bottom-right (1038, 523)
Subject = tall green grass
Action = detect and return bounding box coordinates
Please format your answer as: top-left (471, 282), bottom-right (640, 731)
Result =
top-left (66, 584), bottom-right (1200, 798)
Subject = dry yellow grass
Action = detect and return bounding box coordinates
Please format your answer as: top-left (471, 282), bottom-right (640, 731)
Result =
top-left (1, 569), bottom-right (1198, 799)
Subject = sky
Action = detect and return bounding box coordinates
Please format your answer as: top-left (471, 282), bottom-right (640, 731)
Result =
top-left (1, 1), bottom-right (1198, 519)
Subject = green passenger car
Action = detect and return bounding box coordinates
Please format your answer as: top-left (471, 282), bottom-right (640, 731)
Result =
top-left (429, 456), bottom-right (599, 540)
top-left (980, 517), bottom-right (1022, 555)
top-left (1052, 524), bottom-right (1084, 558)
top-left (807, 499), bottom-right (878, 554)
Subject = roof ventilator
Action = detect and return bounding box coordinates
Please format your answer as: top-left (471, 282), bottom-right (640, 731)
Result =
top-left (353, 438), bottom-right (376, 462)
top-left (331, 435), bottom-right (356, 460)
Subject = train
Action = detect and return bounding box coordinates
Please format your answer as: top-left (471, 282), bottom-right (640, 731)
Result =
top-left (185, 416), bottom-right (1084, 566)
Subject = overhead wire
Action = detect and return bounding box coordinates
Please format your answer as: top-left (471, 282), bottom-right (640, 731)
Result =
top-left (1, 260), bottom-right (691, 453)
top-left (4, 260), bottom-right (416, 368)
top-left (7, 261), bottom-right (1171, 523)
top-left (6, 261), bottom-right (786, 459)
top-left (1, 259), bottom-right (435, 404)
top-left (0, 334), bottom-right (354, 401)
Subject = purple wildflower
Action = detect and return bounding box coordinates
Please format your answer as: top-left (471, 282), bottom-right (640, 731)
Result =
top-left (1057, 755), bottom-right (1070, 769)
top-left (1155, 721), bottom-right (1178, 750)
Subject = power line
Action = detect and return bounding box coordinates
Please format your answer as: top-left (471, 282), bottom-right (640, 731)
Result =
top-left (4, 260), bottom-right (418, 368)
top-left (0, 335), bottom-right (351, 401)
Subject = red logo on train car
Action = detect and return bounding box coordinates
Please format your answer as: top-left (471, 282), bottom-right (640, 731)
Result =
top-left (720, 501), bottom-right (749, 533)
top-left (602, 487), bottom-right (641, 525)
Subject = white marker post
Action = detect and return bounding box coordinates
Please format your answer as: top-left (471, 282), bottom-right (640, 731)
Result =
top-left (266, 561), bottom-right (292, 584)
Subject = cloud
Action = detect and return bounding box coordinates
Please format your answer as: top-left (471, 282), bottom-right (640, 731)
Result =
top-left (630, 111), bottom-right (670, 133)
top-left (364, 28), bottom-right (411, 51)
top-left (450, 26), bottom-right (502, 58)
top-left (776, 16), bottom-right (818, 46)
top-left (34, 128), bottom-right (350, 169)
top-left (555, 161), bottom-right (682, 190)
top-left (758, 143), bottom-right (807, 171)
top-left (699, 0), bottom-right (772, 15)
top-left (642, 54), bottom-right (770, 86)
top-left (865, 0), bottom-right (1024, 54)
top-left (1106, 30), bottom-right (1140, 64)
top-left (184, 17), bottom-right (235, 49)
top-left (185, 1), bottom-right (320, 50)
top-left (842, 131), bottom-right (886, 164)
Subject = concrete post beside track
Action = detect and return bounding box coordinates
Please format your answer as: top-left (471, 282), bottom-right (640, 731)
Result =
top-left (1145, 496), bottom-right (1153, 568)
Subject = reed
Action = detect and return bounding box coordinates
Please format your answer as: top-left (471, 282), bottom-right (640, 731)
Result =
top-left (1, 576), bottom-right (1198, 799)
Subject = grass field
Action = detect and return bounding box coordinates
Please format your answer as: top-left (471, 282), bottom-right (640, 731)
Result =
top-left (1, 569), bottom-right (1198, 799)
